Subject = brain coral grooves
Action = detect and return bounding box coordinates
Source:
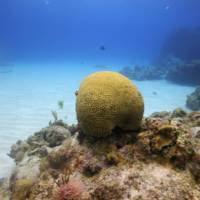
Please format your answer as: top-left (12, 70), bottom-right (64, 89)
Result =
top-left (76, 71), bottom-right (144, 137)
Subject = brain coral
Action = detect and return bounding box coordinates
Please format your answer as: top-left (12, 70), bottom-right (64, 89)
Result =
top-left (76, 71), bottom-right (144, 137)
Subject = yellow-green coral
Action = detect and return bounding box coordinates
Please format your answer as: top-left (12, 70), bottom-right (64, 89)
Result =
top-left (12, 179), bottom-right (34, 200)
top-left (76, 71), bottom-right (144, 137)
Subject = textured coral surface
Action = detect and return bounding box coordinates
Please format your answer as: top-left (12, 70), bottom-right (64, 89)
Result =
top-left (76, 71), bottom-right (144, 137)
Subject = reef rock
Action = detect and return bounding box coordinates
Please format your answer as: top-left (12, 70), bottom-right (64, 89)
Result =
top-left (4, 109), bottom-right (200, 200)
top-left (43, 125), bottom-right (71, 147)
top-left (9, 140), bottom-right (30, 163)
top-left (119, 65), bottom-right (165, 81)
top-left (0, 178), bottom-right (10, 200)
top-left (171, 107), bottom-right (187, 118)
top-left (186, 86), bottom-right (200, 111)
top-left (165, 61), bottom-right (200, 85)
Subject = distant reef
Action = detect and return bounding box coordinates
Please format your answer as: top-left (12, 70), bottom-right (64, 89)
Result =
top-left (119, 58), bottom-right (200, 86)
top-left (1, 108), bottom-right (200, 200)
top-left (165, 60), bottom-right (200, 85)
top-left (157, 26), bottom-right (200, 85)
top-left (120, 65), bottom-right (166, 81)
top-left (120, 27), bottom-right (200, 86)
top-left (119, 65), bottom-right (166, 81)
top-left (187, 86), bottom-right (200, 111)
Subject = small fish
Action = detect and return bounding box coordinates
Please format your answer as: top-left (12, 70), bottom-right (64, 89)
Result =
top-left (75, 90), bottom-right (78, 96)
top-left (99, 46), bottom-right (106, 51)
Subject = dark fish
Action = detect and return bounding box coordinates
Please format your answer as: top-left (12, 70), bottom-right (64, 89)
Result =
top-left (75, 90), bottom-right (78, 96)
top-left (99, 46), bottom-right (106, 51)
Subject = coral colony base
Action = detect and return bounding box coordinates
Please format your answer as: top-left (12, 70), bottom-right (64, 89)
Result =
top-left (0, 72), bottom-right (200, 200)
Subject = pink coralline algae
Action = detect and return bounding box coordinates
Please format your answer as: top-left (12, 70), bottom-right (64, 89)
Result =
top-left (54, 181), bottom-right (84, 200)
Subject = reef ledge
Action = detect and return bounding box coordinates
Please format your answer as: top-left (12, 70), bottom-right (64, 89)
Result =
top-left (1, 109), bottom-right (200, 200)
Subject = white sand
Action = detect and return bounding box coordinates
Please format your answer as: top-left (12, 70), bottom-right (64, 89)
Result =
top-left (0, 63), bottom-right (195, 178)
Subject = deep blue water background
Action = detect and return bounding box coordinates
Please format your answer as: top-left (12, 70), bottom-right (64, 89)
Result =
top-left (0, 0), bottom-right (200, 64)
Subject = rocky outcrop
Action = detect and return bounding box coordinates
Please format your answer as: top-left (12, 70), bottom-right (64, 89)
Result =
top-left (165, 61), bottom-right (200, 85)
top-left (0, 121), bottom-right (73, 200)
top-left (119, 59), bottom-right (200, 86)
top-left (186, 86), bottom-right (200, 111)
top-left (119, 66), bottom-right (165, 81)
top-left (1, 110), bottom-right (200, 200)
top-left (0, 178), bottom-right (10, 200)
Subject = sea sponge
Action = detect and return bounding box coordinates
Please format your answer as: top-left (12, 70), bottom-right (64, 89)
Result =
top-left (76, 71), bottom-right (144, 137)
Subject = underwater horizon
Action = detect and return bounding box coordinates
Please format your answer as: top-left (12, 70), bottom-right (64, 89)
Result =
top-left (0, 0), bottom-right (200, 187)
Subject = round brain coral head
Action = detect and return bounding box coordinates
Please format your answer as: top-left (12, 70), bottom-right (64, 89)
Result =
top-left (76, 71), bottom-right (144, 137)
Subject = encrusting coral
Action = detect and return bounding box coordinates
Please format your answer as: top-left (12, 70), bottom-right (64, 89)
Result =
top-left (11, 178), bottom-right (34, 200)
top-left (76, 71), bottom-right (144, 137)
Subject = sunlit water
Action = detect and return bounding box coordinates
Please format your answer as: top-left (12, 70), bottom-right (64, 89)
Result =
top-left (0, 63), bottom-right (195, 178)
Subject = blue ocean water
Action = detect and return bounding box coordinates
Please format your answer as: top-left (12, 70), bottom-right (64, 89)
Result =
top-left (0, 0), bottom-right (200, 177)
top-left (0, 0), bottom-right (200, 63)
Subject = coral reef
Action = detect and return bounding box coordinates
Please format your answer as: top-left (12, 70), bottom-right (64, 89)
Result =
top-left (9, 140), bottom-right (30, 163)
top-left (1, 108), bottom-right (200, 200)
top-left (76, 71), bottom-right (144, 137)
top-left (150, 27), bottom-right (200, 85)
top-left (0, 178), bottom-right (10, 200)
top-left (119, 65), bottom-right (165, 81)
top-left (119, 28), bottom-right (200, 85)
top-left (119, 59), bottom-right (200, 86)
top-left (165, 60), bottom-right (200, 85)
top-left (11, 179), bottom-right (34, 200)
top-left (171, 107), bottom-right (187, 118)
top-left (186, 86), bottom-right (200, 111)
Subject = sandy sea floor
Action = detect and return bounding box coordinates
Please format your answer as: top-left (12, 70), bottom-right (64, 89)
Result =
top-left (0, 63), bottom-right (195, 178)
